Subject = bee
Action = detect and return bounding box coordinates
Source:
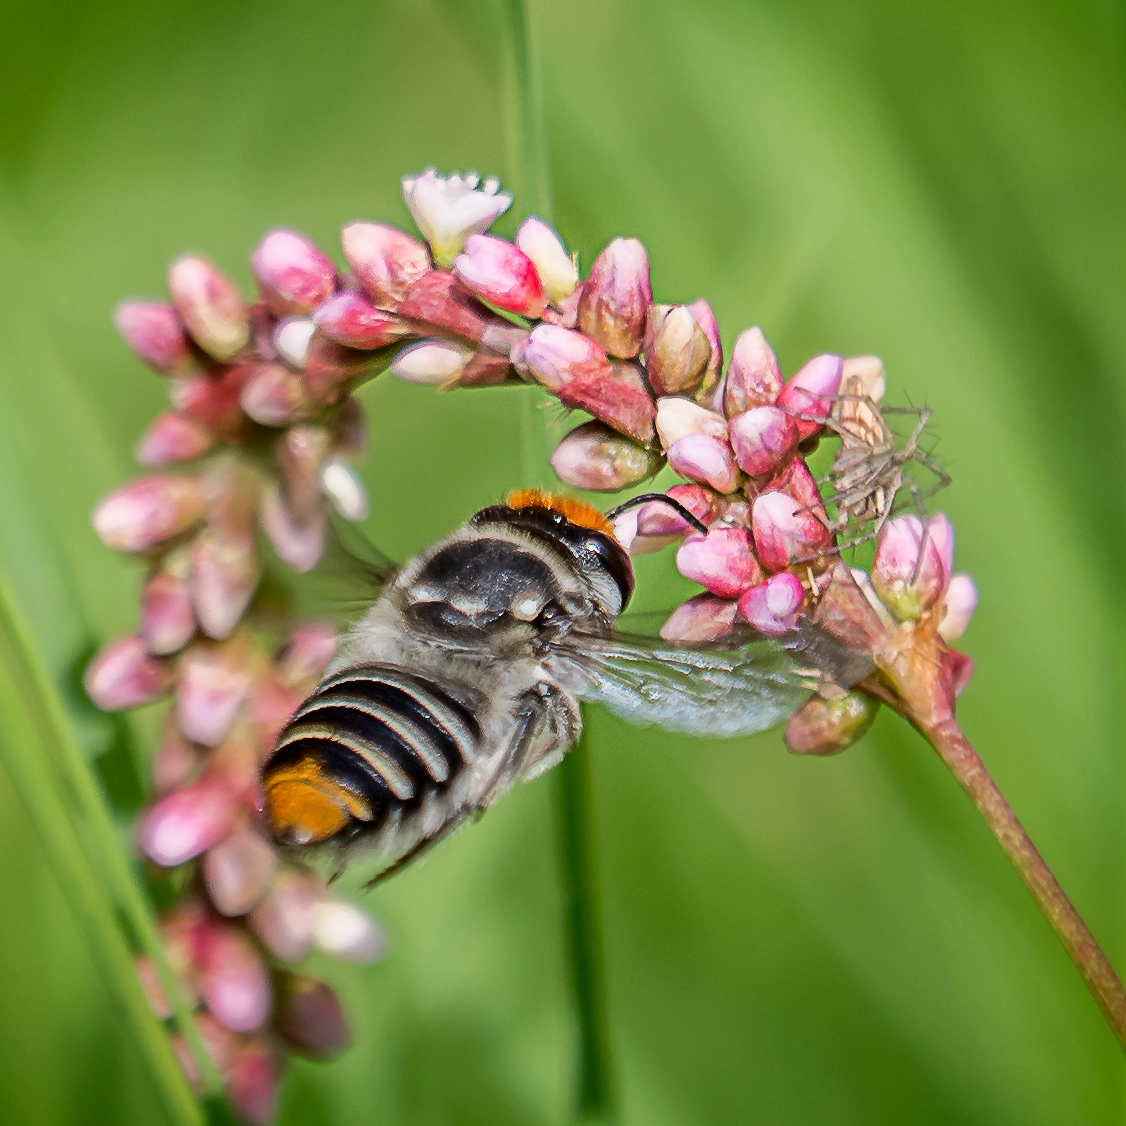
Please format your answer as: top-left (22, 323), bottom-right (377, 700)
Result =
top-left (262, 489), bottom-right (861, 883)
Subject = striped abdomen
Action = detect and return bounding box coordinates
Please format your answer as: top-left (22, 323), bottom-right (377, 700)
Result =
top-left (263, 665), bottom-right (481, 847)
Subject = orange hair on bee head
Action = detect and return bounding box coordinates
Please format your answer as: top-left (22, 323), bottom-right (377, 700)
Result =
top-left (506, 489), bottom-right (616, 537)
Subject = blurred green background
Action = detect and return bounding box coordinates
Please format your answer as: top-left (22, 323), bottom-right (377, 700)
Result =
top-left (1, 0), bottom-right (1125, 1121)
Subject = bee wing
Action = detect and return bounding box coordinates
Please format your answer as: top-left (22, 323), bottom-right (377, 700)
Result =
top-left (552, 628), bottom-right (817, 740)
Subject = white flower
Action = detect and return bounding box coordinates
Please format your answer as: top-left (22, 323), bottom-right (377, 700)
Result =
top-left (401, 168), bottom-right (513, 267)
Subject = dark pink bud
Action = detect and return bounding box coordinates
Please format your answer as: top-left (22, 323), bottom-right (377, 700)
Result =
top-left (751, 490), bottom-right (832, 572)
top-left (454, 234), bottom-right (546, 318)
top-left (85, 635), bottom-right (174, 710)
top-left (301, 334), bottom-right (380, 404)
top-left (249, 869), bottom-right (319, 962)
top-left (637, 484), bottom-right (715, 536)
top-left (654, 397), bottom-right (728, 449)
top-left (687, 299), bottom-right (723, 409)
top-left (138, 778), bottom-right (238, 866)
top-left (643, 304), bottom-right (711, 396)
top-left (947, 649), bottom-right (975, 696)
top-left (659, 594), bottom-right (739, 643)
top-left (556, 359), bottom-right (657, 445)
top-left (227, 1042), bottom-right (279, 1126)
top-left (194, 921), bottom-right (271, 1034)
top-left (724, 327), bottom-right (783, 416)
top-left (168, 256), bottom-right (250, 361)
top-left (276, 975), bottom-right (352, 1060)
top-left (239, 362), bottom-right (309, 427)
top-left (729, 406), bottom-right (798, 476)
top-left (203, 822), bottom-right (279, 917)
top-left (259, 483), bottom-right (326, 573)
top-left (871, 514), bottom-right (950, 620)
top-left (169, 365), bottom-right (253, 441)
top-left (251, 228), bottom-right (336, 316)
top-left (675, 527), bottom-right (762, 598)
top-left (516, 324), bottom-right (612, 393)
top-left (176, 640), bottom-right (253, 747)
top-left (341, 222), bottom-right (431, 309)
top-left (667, 433), bottom-right (738, 493)
top-left (114, 302), bottom-right (196, 375)
top-left (93, 476), bottom-right (204, 553)
top-left (136, 411), bottom-right (214, 466)
top-left (939, 573), bottom-right (977, 641)
top-left (785, 692), bottom-right (878, 755)
top-left (737, 572), bottom-right (805, 635)
top-left (550, 420), bottom-right (661, 492)
top-left (578, 238), bottom-right (652, 358)
top-left (141, 556), bottom-right (195, 655)
top-left (398, 269), bottom-right (497, 343)
top-left (313, 291), bottom-right (410, 350)
top-left (776, 353), bottom-right (843, 438)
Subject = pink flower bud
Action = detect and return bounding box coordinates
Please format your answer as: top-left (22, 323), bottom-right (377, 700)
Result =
top-left (177, 640), bottom-right (253, 747)
top-left (637, 484), bottom-right (715, 536)
top-left (312, 291), bottom-right (409, 350)
top-left (550, 420), bottom-right (661, 492)
top-left (152, 722), bottom-right (201, 794)
top-left (312, 899), bottom-right (385, 962)
top-left (320, 456), bottom-right (369, 521)
top-left (948, 649), bottom-right (975, 696)
top-left (142, 558), bottom-right (195, 655)
top-left (454, 234), bottom-right (546, 318)
top-left (272, 316), bottom-right (316, 368)
top-left (927, 513), bottom-right (955, 581)
top-left (390, 339), bottom-right (471, 385)
top-left (675, 526), bottom-right (762, 598)
top-left (687, 299), bottom-right (723, 409)
top-left (751, 490), bottom-right (832, 572)
top-left (785, 692), bottom-right (878, 755)
top-left (654, 397), bottom-right (728, 449)
top-left (644, 305), bottom-right (712, 396)
top-left (729, 406), bottom-right (798, 477)
top-left (276, 975), bottom-right (352, 1060)
top-left (871, 514), bottom-right (950, 620)
top-left (556, 360), bottom-right (657, 445)
top-left (578, 238), bottom-right (652, 359)
top-left (515, 217), bottom-right (578, 306)
top-left (168, 256), bottom-right (250, 361)
top-left (398, 268), bottom-right (499, 343)
top-left (227, 1043), bottom-right (279, 1126)
top-left (169, 366), bottom-right (252, 441)
top-left (136, 412), bottom-right (214, 466)
top-left (401, 168), bottom-right (513, 267)
top-left (114, 302), bottom-right (196, 375)
top-left (842, 355), bottom-right (886, 401)
top-left (249, 869), bottom-right (319, 962)
top-left (667, 433), bottom-right (738, 493)
top-left (737, 572), bottom-right (805, 635)
top-left (138, 779), bottom-right (238, 866)
top-left (939, 573), bottom-right (977, 641)
top-left (203, 823), bottom-right (279, 917)
top-left (191, 530), bottom-right (260, 641)
top-left (85, 635), bottom-right (174, 710)
top-left (277, 425), bottom-right (330, 521)
top-left (239, 362), bottom-right (309, 427)
top-left (250, 229), bottom-right (336, 316)
top-left (277, 622), bottom-right (337, 687)
top-left (724, 327), bottom-right (782, 416)
top-left (194, 921), bottom-right (271, 1033)
top-left (776, 353), bottom-right (843, 438)
top-left (659, 594), bottom-right (739, 643)
top-left (300, 334), bottom-right (376, 404)
top-left (259, 483), bottom-right (326, 573)
top-left (517, 324), bottom-right (612, 393)
top-left (93, 476), bottom-right (205, 553)
top-left (341, 221), bottom-right (431, 308)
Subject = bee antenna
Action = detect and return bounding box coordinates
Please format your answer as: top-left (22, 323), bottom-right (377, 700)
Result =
top-left (605, 493), bottom-right (709, 536)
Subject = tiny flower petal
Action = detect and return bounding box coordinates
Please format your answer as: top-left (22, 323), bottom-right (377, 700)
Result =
top-left (168, 256), bottom-right (250, 361)
top-left (939, 573), bottom-right (978, 641)
top-left (515, 217), bottom-right (578, 306)
top-left (785, 692), bottom-right (878, 755)
top-left (401, 168), bottom-right (513, 267)
top-left (259, 484), bottom-right (326, 573)
top-left (390, 339), bottom-right (472, 385)
top-left (776, 353), bottom-right (844, 439)
top-left (312, 899), bottom-right (385, 963)
top-left (138, 779), bottom-right (237, 866)
top-left (751, 490), bottom-right (832, 572)
top-left (272, 316), bottom-right (317, 369)
top-left (202, 823), bottom-right (280, 917)
top-left (644, 305), bottom-right (712, 396)
top-left (177, 641), bottom-right (253, 747)
top-left (578, 238), bottom-right (652, 359)
top-left (948, 649), bottom-right (975, 696)
top-left (276, 976), bottom-right (352, 1061)
top-left (550, 420), bottom-right (661, 492)
top-left (319, 456), bottom-right (369, 521)
top-left (871, 514), bottom-right (948, 619)
top-left (667, 433), bottom-right (738, 493)
top-left (737, 572), bottom-right (805, 635)
top-left (239, 362), bottom-right (309, 427)
top-left (93, 476), bottom-right (205, 553)
top-left (195, 922), bottom-right (272, 1033)
top-left (136, 412), bottom-right (214, 466)
top-left (724, 327), bottom-right (783, 416)
top-left (85, 635), bottom-right (174, 710)
top-left (659, 594), bottom-right (739, 643)
top-left (341, 221), bottom-right (431, 308)
top-left (517, 324), bottom-right (612, 393)
top-left (454, 234), bottom-right (546, 318)
top-left (251, 229), bottom-right (336, 316)
top-left (312, 291), bottom-right (409, 349)
top-left (675, 526), bottom-right (762, 598)
top-left (191, 530), bottom-right (260, 641)
top-left (654, 397), bottom-right (728, 449)
top-left (729, 406), bottom-right (799, 477)
top-left (114, 302), bottom-right (196, 375)
top-left (142, 559), bottom-right (196, 655)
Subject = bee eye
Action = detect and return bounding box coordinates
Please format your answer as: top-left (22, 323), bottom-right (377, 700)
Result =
top-left (537, 600), bottom-right (565, 624)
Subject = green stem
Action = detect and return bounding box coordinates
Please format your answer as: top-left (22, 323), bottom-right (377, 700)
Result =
top-left (501, 2), bottom-right (617, 1118)
top-left (921, 714), bottom-right (1126, 1051)
top-left (0, 569), bottom-right (226, 1109)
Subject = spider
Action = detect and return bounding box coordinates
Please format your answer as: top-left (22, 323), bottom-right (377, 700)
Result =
top-left (787, 375), bottom-right (951, 560)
